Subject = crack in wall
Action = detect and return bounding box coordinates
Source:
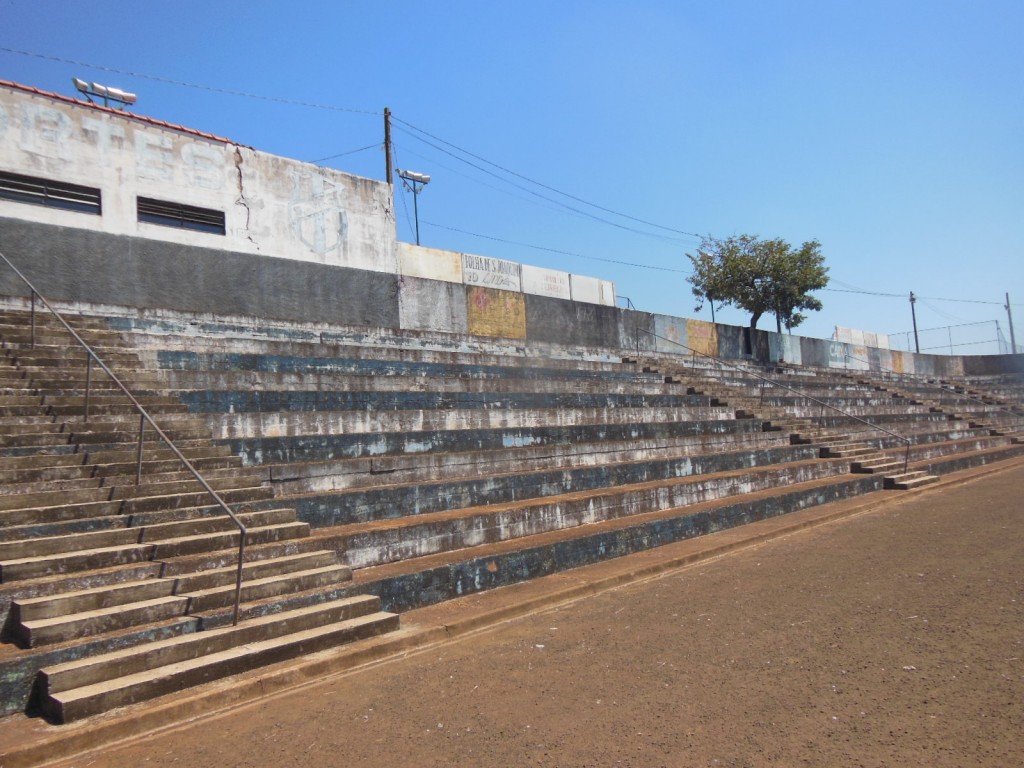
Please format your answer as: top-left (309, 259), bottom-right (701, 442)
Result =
top-left (234, 148), bottom-right (259, 250)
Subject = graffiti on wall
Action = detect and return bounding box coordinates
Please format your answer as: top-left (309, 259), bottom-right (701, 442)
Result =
top-left (288, 169), bottom-right (350, 260)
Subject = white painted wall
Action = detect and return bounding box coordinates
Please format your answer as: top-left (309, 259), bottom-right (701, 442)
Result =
top-left (570, 274), bottom-right (616, 306)
top-left (1, 83), bottom-right (616, 303)
top-left (0, 84), bottom-right (396, 272)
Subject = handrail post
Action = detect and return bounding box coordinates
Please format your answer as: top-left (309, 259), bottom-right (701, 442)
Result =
top-left (83, 355), bottom-right (92, 423)
top-left (233, 535), bottom-right (246, 626)
top-left (0, 248), bottom-right (252, 626)
top-left (903, 441), bottom-right (910, 474)
top-left (759, 377), bottom-right (766, 407)
top-left (136, 414), bottom-right (145, 485)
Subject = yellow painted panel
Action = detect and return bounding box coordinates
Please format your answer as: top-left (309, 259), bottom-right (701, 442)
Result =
top-left (686, 318), bottom-right (719, 357)
top-left (890, 351), bottom-right (905, 374)
top-left (466, 286), bottom-right (526, 339)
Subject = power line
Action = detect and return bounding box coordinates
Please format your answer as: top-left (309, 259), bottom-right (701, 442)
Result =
top-left (393, 125), bottom-right (696, 246)
top-left (0, 46), bottom-right (379, 116)
top-left (307, 142), bottom-right (380, 164)
top-left (392, 118), bottom-right (702, 242)
top-left (421, 220), bottom-right (690, 274)
top-left (824, 286), bottom-right (1016, 307)
top-left (392, 140), bottom-right (609, 223)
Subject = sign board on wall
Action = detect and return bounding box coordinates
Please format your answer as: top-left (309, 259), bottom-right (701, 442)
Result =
top-left (397, 242), bottom-right (464, 283)
top-left (521, 264), bottom-right (572, 300)
top-left (462, 254), bottom-right (522, 292)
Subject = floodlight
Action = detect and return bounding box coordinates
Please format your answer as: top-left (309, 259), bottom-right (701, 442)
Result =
top-left (397, 169), bottom-right (430, 185)
top-left (71, 77), bottom-right (138, 108)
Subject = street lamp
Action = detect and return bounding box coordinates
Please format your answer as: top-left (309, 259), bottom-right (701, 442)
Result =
top-left (396, 169), bottom-right (430, 245)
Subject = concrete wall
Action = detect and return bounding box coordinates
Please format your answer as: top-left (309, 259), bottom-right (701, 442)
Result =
top-left (3, 214), bottom-right (1021, 377)
top-left (0, 217), bottom-right (400, 327)
top-left (0, 82), bottom-right (396, 272)
top-left (2, 83), bottom-right (1019, 377)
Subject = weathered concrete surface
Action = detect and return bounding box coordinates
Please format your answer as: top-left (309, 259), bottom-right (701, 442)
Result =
top-left (222, 416), bottom-right (761, 465)
top-left (465, 287), bottom-right (526, 339)
top-left (0, 461), bottom-right (1020, 767)
top-left (397, 276), bottom-right (467, 334)
top-left (0, 218), bottom-right (401, 328)
top-left (525, 295), bottom-right (621, 349)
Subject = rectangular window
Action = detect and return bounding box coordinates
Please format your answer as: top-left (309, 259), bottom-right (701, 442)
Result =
top-left (0, 170), bottom-right (101, 215)
top-left (137, 197), bottom-right (225, 235)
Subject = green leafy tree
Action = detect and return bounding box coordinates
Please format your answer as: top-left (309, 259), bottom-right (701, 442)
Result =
top-left (686, 234), bottom-right (828, 333)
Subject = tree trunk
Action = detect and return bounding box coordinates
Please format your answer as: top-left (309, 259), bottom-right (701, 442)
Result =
top-left (749, 311), bottom-right (762, 330)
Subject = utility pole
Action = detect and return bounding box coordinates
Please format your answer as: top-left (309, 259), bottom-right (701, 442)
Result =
top-left (1007, 292), bottom-right (1019, 353)
top-left (383, 107), bottom-right (393, 185)
top-left (909, 292), bottom-right (920, 353)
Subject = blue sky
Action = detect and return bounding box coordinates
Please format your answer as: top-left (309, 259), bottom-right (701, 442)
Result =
top-left (2, 0), bottom-right (1021, 353)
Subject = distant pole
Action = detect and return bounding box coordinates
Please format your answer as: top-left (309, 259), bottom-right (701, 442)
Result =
top-left (384, 107), bottom-right (393, 185)
top-left (1007, 292), bottom-right (1018, 353)
top-left (909, 292), bottom-right (920, 353)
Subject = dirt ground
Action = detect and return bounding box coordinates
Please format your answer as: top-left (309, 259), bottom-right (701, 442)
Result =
top-left (58, 465), bottom-right (1023, 767)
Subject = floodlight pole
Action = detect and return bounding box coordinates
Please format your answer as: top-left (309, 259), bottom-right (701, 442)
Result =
top-left (384, 108), bottom-right (393, 185)
top-left (396, 170), bottom-right (430, 246)
top-left (909, 292), bottom-right (920, 353)
top-left (412, 183), bottom-right (421, 245)
top-left (1007, 292), bottom-right (1019, 353)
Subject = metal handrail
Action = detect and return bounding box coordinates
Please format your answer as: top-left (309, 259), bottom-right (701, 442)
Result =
top-left (0, 250), bottom-right (248, 626)
top-left (637, 329), bottom-right (913, 473)
top-left (843, 352), bottom-right (1024, 422)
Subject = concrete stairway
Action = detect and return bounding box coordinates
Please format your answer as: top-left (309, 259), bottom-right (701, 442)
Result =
top-left (3, 305), bottom-right (1022, 724)
top-left (0, 310), bottom-right (398, 723)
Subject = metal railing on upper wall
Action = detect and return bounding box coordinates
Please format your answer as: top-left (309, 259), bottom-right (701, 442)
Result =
top-left (637, 329), bottom-right (913, 473)
top-left (0, 249), bottom-right (249, 626)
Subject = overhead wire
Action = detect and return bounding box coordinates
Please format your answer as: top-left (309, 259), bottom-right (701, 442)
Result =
top-left (391, 140), bottom-right (612, 222)
top-left (307, 142), bottom-right (380, 164)
top-left (0, 46), bottom-right (380, 115)
top-left (390, 144), bottom-right (415, 236)
top-left (421, 221), bottom-right (690, 274)
top-left (393, 115), bottom-right (702, 238)
top-left (392, 123), bottom-right (698, 246)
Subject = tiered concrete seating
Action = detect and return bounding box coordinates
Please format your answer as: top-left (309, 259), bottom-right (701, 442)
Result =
top-left (0, 311), bottom-right (398, 723)
top-left (2, 306), bottom-right (1022, 725)
top-left (645, 357), bottom-right (1024, 489)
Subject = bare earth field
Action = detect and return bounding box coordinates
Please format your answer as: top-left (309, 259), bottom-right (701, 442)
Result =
top-left (53, 463), bottom-right (1023, 767)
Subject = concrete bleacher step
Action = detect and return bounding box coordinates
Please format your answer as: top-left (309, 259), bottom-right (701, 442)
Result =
top-left (117, 485), bottom-right (274, 515)
top-left (17, 594), bottom-right (190, 647)
top-left (850, 457), bottom-right (904, 474)
top-left (39, 596), bottom-right (398, 723)
top-left (333, 457), bottom-right (848, 570)
top-left (0, 521), bottom-right (310, 582)
top-left (183, 562), bottom-right (351, 613)
top-left (11, 576), bottom-right (177, 623)
top-left (884, 471), bottom-right (939, 490)
top-left (818, 443), bottom-right (877, 458)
